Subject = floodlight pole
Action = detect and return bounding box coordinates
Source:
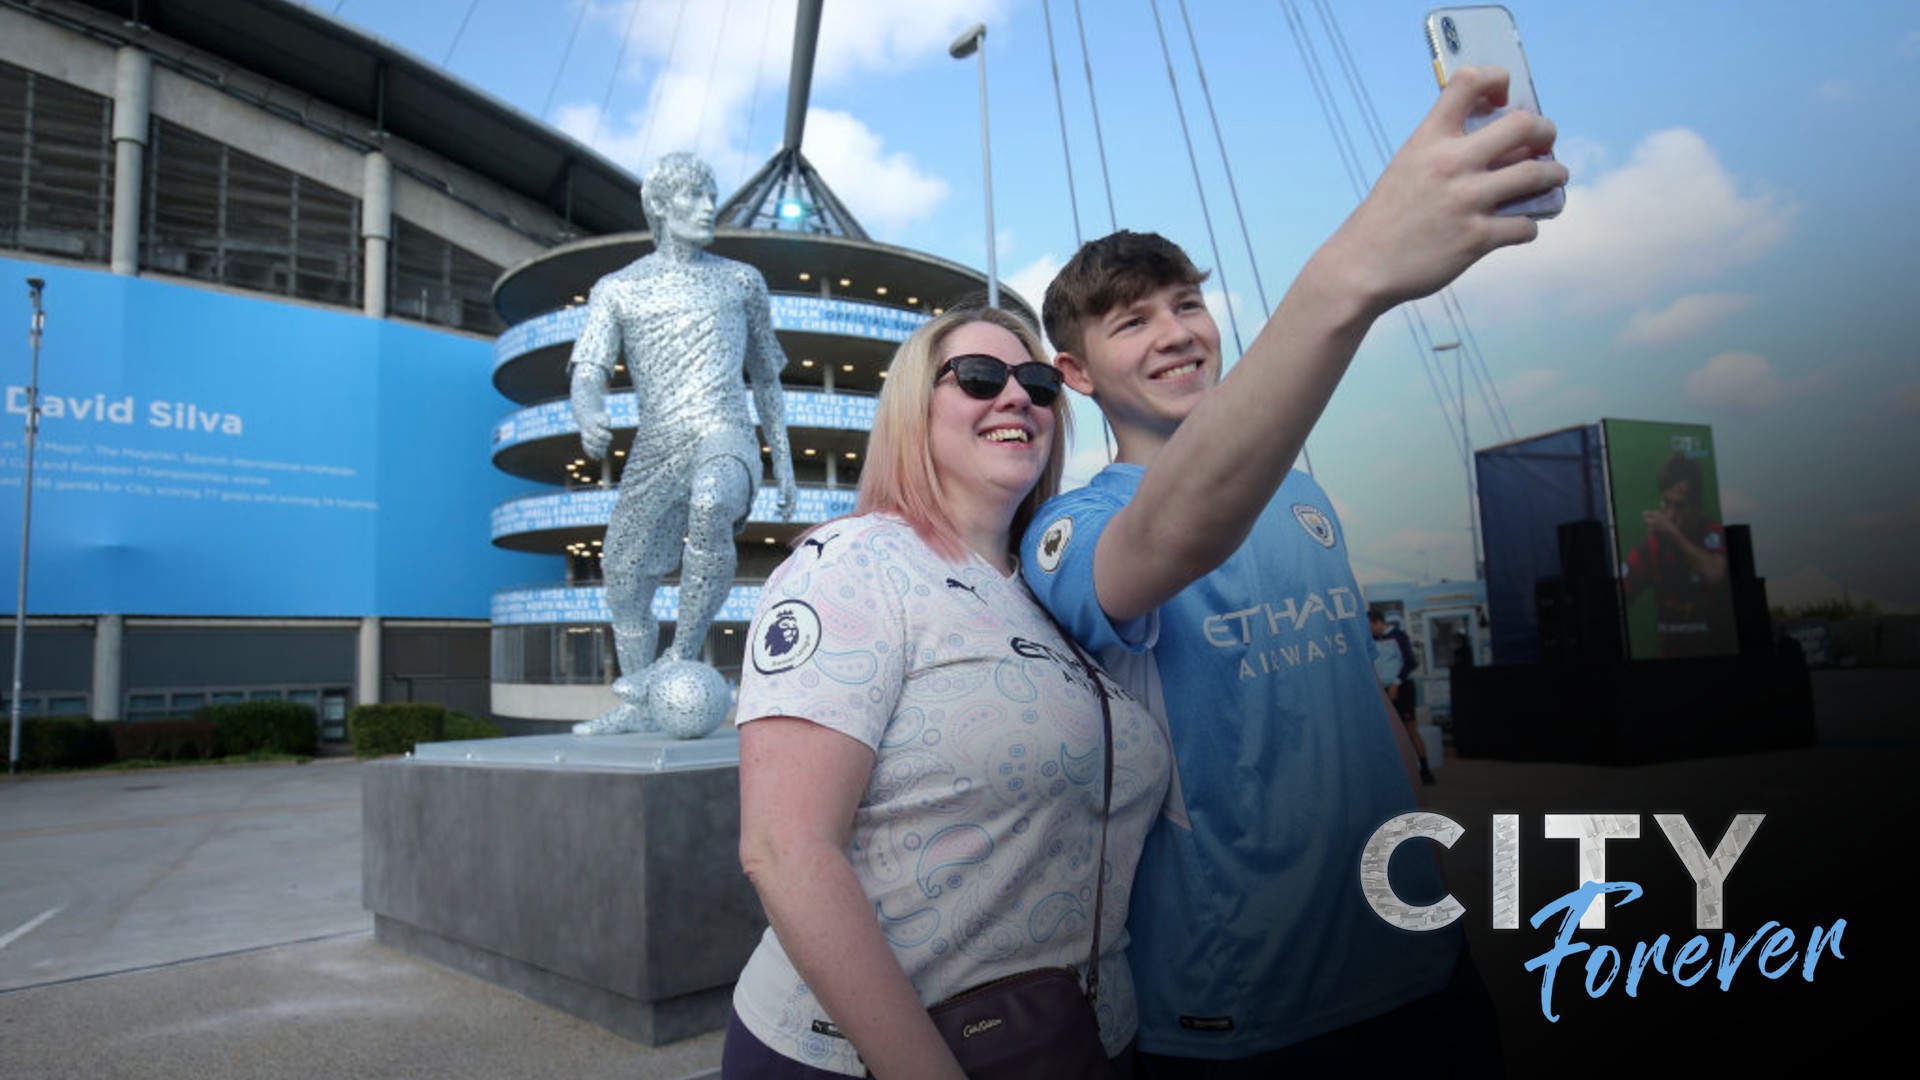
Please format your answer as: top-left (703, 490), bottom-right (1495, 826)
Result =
top-left (10, 278), bottom-right (45, 774)
top-left (950, 24), bottom-right (997, 308)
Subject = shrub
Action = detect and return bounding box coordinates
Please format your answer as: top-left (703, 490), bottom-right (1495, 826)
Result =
top-left (16, 717), bottom-right (116, 770)
top-left (348, 704), bottom-right (507, 757)
top-left (438, 710), bottom-right (504, 742)
top-left (110, 719), bottom-right (218, 762)
top-left (196, 701), bottom-right (319, 757)
top-left (347, 702), bottom-right (447, 758)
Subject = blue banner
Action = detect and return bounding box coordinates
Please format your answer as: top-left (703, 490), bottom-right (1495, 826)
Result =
top-left (491, 390), bottom-right (879, 453)
top-left (0, 258), bottom-right (548, 617)
top-left (493, 294), bottom-right (929, 372)
top-left (491, 583), bottom-right (764, 626)
top-left (490, 485), bottom-right (858, 542)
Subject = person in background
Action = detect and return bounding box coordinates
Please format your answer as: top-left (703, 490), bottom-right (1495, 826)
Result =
top-left (1371, 608), bottom-right (1432, 785)
top-left (1622, 450), bottom-right (1732, 658)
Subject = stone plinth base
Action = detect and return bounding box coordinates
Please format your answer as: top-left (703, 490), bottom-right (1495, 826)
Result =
top-left (363, 730), bottom-right (765, 1045)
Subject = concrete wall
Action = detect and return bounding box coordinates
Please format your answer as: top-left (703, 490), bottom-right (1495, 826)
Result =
top-left (363, 757), bottom-right (766, 1045)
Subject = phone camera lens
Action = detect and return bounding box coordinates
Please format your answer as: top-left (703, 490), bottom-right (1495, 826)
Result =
top-left (1442, 16), bottom-right (1460, 53)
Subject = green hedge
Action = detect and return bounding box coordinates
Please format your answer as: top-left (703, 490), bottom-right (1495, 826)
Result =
top-left (110, 719), bottom-right (219, 762)
top-left (441, 710), bottom-right (504, 741)
top-left (347, 704), bottom-right (502, 758)
top-left (195, 701), bottom-right (319, 757)
top-left (13, 717), bottom-right (117, 770)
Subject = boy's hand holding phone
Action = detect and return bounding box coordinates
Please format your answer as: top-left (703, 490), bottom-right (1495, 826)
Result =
top-left (1427, 5), bottom-right (1566, 218)
top-left (1324, 65), bottom-right (1565, 314)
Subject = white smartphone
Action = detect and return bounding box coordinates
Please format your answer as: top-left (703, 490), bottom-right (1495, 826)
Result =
top-left (1425, 5), bottom-right (1564, 219)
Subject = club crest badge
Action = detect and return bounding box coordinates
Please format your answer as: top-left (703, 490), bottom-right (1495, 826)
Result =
top-left (1292, 503), bottom-right (1337, 549)
top-left (750, 599), bottom-right (822, 674)
top-left (1036, 516), bottom-right (1073, 573)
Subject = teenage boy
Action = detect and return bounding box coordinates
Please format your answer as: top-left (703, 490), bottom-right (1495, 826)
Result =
top-left (1019, 67), bottom-right (1563, 1075)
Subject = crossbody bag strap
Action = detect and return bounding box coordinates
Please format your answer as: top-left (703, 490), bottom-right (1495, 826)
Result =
top-left (1058, 634), bottom-right (1113, 1005)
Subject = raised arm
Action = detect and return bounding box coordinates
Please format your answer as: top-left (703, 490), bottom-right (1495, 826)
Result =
top-left (1091, 66), bottom-right (1566, 622)
top-left (569, 284), bottom-right (619, 461)
top-left (738, 718), bottom-right (967, 1080)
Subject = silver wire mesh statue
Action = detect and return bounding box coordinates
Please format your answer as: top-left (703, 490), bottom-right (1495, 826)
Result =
top-left (569, 152), bottom-right (797, 737)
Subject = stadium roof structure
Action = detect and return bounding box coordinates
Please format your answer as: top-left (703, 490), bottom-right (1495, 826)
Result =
top-left (62, 0), bottom-right (647, 237)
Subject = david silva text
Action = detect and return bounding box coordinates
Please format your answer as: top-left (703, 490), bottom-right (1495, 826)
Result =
top-left (1362, 812), bottom-right (1848, 1021)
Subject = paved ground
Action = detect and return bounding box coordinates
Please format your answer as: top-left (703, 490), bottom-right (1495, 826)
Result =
top-left (0, 759), bottom-right (722, 1080)
top-left (0, 667), bottom-right (1910, 1077)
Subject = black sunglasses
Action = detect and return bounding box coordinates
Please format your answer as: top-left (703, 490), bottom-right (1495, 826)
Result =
top-left (933, 354), bottom-right (1063, 407)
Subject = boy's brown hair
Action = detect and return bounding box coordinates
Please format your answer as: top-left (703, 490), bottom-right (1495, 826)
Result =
top-left (1042, 230), bottom-right (1210, 357)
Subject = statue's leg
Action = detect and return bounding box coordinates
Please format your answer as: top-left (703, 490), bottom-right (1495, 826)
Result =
top-left (577, 473), bottom-right (688, 734)
top-left (663, 455), bottom-right (753, 662)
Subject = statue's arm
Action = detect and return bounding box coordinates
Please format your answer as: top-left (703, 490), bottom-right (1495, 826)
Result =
top-left (569, 287), bottom-right (618, 462)
top-left (745, 273), bottom-right (797, 521)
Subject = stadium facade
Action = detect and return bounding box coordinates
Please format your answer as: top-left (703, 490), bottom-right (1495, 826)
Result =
top-left (0, 0), bottom-right (1021, 733)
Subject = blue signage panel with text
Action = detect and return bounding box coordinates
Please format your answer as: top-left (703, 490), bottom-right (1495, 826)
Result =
top-left (0, 258), bottom-right (547, 617)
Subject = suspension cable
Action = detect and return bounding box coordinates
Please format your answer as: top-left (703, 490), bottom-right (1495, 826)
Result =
top-left (592, 0), bottom-right (651, 151)
top-left (1279, 0), bottom-right (1470, 468)
top-left (1147, 0), bottom-right (1244, 358)
top-left (1070, 0), bottom-right (1119, 232)
top-left (1040, 0), bottom-right (1084, 248)
top-left (441, 0), bottom-right (480, 66)
top-left (1311, 0), bottom-right (1516, 444)
top-left (541, 2), bottom-right (590, 118)
top-left (1176, 0), bottom-right (1268, 316)
top-left (696, 0), bottom-right (736, 160)
top-left (738, 0), bottom-right (776, 184)
top-left (635, 0), bottom-right (690, 165)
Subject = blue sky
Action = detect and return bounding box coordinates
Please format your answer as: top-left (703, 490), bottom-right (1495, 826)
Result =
top-left (314, 0), bottom-right (1920, 611)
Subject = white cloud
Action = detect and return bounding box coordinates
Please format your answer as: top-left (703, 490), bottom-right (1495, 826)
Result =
top-left (1552, 134), bottom-right (1609, 178)
top-left (559, 0), bottom-right (794, 182)
top-left (1479, 366), bottom-right (1599, 418)
top-left (1618, 292), bottom-right (1755, 346)
top-left (800, 109), bottom-right (950, 234)
top-left (1683, 351), bottom-right (1787, 411)
top-left (1004, 254), bottom-right (1063, 339)
top-left (1453, 129), bottom-right (1795, 318)
top-left (813, 0), bottom-right (1015, 84)
top-left (1204, 289), bottom-right (1258, 356)
top-left (1812, 80), bottom-right (1855, 103)
top-left (1060, 395), bottom-right (1113, 489)
top-left (1495, 368), bottom-right (1564, 407)
top-left (554, 0), bottom-right (997, 208)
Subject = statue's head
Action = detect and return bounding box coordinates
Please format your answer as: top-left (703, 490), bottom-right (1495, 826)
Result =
top-left (642, 152), bottom-right (719, 250)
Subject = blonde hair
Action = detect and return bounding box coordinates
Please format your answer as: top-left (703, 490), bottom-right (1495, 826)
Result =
top-left (853, 307), bottom-right (1071, 561)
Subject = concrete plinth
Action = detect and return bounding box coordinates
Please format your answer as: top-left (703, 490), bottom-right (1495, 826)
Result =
top-left (363, 730), bottom-right (765, 1046)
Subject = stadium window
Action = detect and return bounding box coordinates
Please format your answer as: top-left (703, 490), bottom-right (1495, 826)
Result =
top-left (0, 61), bottom-right (113, 264)
top-left (143, 119), bottom-right (361, 306)
top-left (390, 217), bottom-right (504, 335)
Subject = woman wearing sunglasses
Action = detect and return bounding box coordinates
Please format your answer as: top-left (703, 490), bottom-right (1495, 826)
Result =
top-left (723, 307), bottom-right (1171, 1079)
